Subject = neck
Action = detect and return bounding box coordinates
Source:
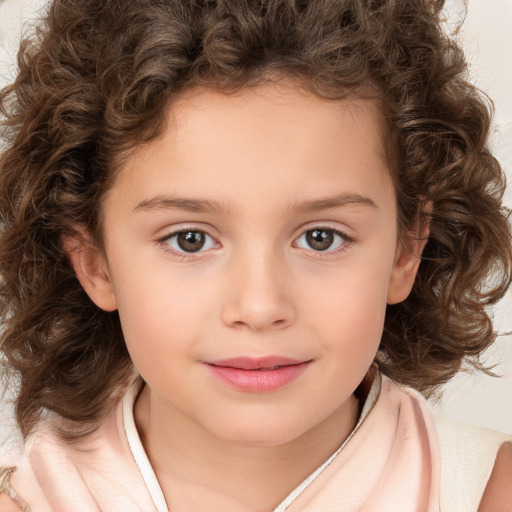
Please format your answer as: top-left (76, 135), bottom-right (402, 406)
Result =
top-left (134, 386), bottom-right (360, 512)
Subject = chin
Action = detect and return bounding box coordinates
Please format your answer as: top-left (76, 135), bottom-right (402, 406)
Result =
top-left (210, 418), bottom-right (306, 448)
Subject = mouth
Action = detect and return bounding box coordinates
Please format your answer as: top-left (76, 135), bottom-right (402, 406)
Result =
top-left (203, 356), bottom-right (312, 392)
top-left (205, 356), bottom-right (310, 370)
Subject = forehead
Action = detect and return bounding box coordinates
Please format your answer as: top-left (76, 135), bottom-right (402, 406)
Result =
top-left (167, 84), bottom-right (387, 159)
top-left (106, 84), bottom-right (393, 217)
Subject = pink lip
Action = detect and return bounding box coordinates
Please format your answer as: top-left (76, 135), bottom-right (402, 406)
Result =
top-left (204, 356), bottom-right (312, 393)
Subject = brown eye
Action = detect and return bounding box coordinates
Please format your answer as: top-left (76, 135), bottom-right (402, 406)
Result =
top-left (296, 228), bottom-right (346, 252)
top-left (177, 231), bottom-right (205, 252)
top-left (306, 229), bottom-right (334, 251)
top-left (164, 230), bottom-right (216, 254)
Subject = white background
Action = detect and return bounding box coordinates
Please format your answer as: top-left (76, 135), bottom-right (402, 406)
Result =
top-left (1, 0), bottom-right (511, 443)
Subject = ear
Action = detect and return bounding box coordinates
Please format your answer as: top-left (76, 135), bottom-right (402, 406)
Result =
top-left (62, 231), bottom-right (118, 312)
top-left (387, 213), bottom-right (430, 305)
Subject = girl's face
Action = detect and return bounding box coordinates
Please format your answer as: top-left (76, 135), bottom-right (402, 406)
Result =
top-left (84, 84), bottom-right (420, 446)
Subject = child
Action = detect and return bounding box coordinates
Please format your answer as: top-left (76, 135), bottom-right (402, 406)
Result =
top-left (0, 0), bottom-right (511, 510)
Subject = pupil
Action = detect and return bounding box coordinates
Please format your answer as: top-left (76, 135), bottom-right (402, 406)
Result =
top-left (177, 231), bottom-right (205, 252)
top-left (306, 229), bottom-right (333, 251)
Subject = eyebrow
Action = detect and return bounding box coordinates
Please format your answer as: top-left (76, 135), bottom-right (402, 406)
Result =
top-left (290, 193), bottom-right (378, 214)
top-left (133, 192), bottom-right (378, 215)
top-left (133, 195), bottom-right (230, 215)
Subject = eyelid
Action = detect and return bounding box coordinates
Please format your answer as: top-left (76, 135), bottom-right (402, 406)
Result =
top-left (294, 222), bottom-right (355, 242)
top-left (156, 223), bottom-right (219, 243)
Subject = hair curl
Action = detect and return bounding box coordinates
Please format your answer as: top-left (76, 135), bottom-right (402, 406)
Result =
top-left (1, 0), bottom-right (510, 438)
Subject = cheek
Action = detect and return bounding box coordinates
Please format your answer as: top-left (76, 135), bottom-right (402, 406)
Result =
top-left (111, 262), bottom-right (215, 360)
top-left (303, 251), bottom-right (394, 357)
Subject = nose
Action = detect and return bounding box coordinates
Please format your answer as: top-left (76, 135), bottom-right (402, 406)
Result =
top-left (220, 249), bottom-right (295, 332)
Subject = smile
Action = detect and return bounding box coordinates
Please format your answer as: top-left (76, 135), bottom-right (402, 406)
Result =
top-left (204, 356), bottom-right (312, 393)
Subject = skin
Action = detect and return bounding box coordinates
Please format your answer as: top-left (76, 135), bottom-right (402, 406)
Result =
top-left (59, 84), bottom-right (509, 511)
top-left (478, 442), bottom-right (512, 511)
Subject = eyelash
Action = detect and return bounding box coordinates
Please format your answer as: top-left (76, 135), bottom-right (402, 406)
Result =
top-left (157, 225), bottom-right (354, 261)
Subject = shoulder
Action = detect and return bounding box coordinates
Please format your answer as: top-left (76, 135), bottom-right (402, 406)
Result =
top-left (0, 412), bottom-right (103, 511)
top-left (0, 420), bottom-right (57, 512)
top-left (433, 414), bottom-right (512, 512)
top-left (0, 412), bottom-right (28, 509)
top-left (478, 441), bottom-right (512, 512)
top-left (0, 466), bottom-right (31, 512)
top-left (0, 388), bottom-right (157, 512)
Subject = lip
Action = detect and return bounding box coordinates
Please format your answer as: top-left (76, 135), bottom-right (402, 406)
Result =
top-left (204, 356), bottom-right (312, 393)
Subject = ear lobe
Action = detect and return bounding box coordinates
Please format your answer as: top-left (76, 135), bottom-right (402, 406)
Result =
top-left (387, 220), bottom-right (429, 305)
top-left (62, 232), bottom-right (118, 312)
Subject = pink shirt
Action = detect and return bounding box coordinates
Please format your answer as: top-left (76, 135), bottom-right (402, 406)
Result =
top-left (0, 373), bottom-right (502, 511)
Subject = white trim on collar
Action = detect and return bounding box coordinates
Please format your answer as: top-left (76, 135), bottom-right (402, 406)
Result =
top-left (123, 381), bottom-right (169, 512)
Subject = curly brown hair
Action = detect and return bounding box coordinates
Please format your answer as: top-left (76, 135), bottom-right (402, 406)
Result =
top-left (0, 0), bottom-right (510, 439)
